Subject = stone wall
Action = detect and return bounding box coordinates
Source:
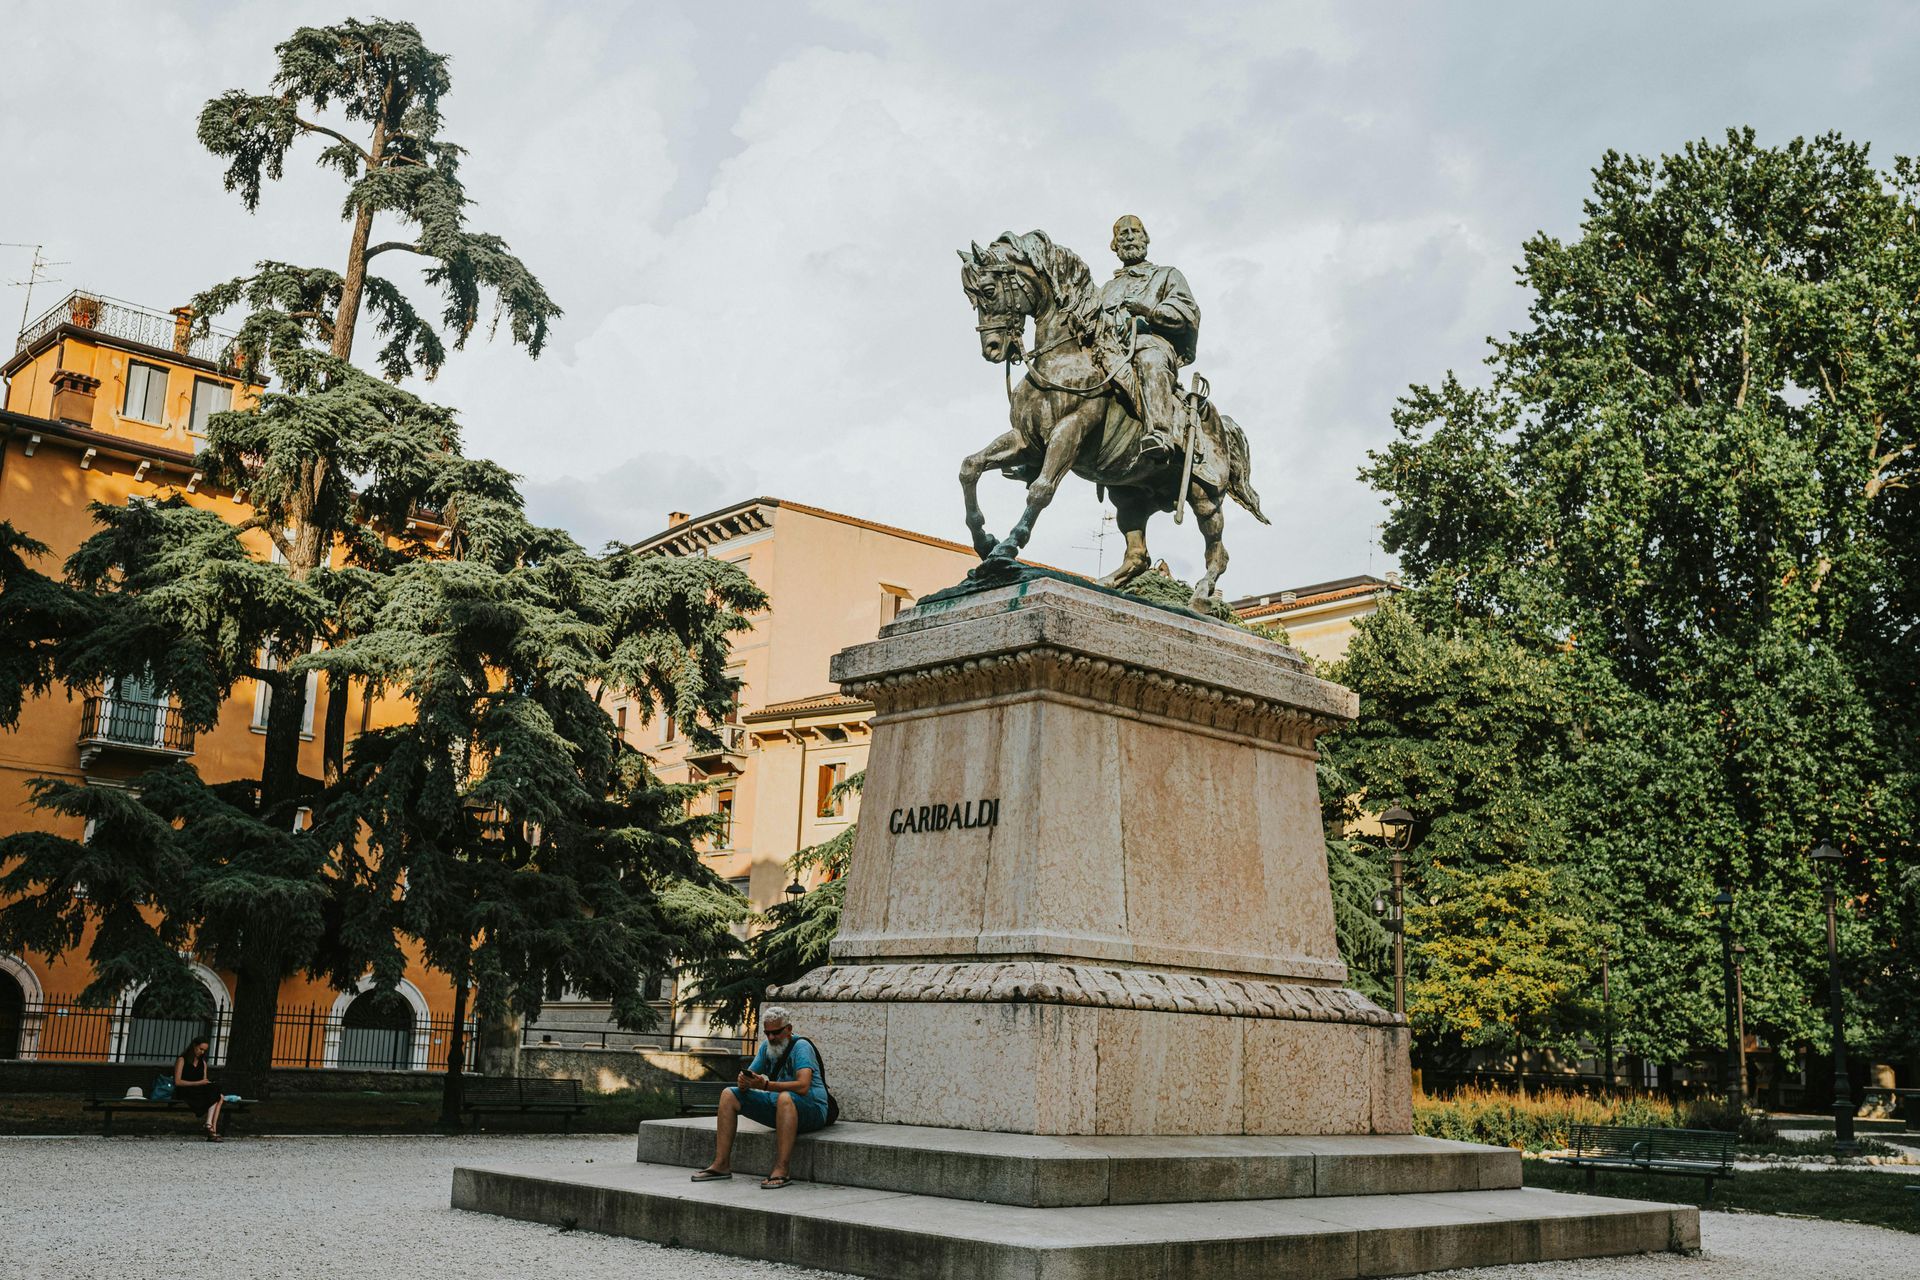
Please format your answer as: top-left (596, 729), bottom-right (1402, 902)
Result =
top-left (512, 1046), bottom-right (745, 1094)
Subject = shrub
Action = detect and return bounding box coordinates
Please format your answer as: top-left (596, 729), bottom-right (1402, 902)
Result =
top-left (1413, 1085), bottom-right (1689, 1151)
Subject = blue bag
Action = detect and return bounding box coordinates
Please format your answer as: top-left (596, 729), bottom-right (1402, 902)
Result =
top-left (151, 1076), bottom-right (174, 1101)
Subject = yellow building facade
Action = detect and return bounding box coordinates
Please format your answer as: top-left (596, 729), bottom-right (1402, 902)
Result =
top-left (0, 291), bottom-right (456, 1070)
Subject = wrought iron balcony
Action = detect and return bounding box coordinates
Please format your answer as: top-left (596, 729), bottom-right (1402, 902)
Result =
top-left (77, 696), bottom-right (195, 767)
top-left (685, 723), bottom-right (749, 772)
top-left (17, 290), bottom-right (243, 373)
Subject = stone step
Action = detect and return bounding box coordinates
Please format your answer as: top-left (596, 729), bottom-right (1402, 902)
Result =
top-left (452, 1158), bottom-right (1697, 1280)
top-left (635, 1118), bottom-right (1521, 1208)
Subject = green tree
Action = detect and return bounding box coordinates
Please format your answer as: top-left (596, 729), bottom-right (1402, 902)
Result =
top-left (1357, 129), bottom-right (1919, 1072)
top-left (312, 534), bottom-right (764, 1121)
top-left (0, 19), bottom-right (564, 1085)
top-left (1407, 864), bottom-right (1597, 1088)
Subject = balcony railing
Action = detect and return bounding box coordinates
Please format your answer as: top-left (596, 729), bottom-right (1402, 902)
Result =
top-left (685, 724), bottom-right (749, 771)
top-left (77, 696), bottom-right (195, 765)
top-left (16, 290), bottom-right (243, 373)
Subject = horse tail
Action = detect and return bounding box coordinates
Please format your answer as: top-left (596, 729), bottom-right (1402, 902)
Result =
top-left (1220, 414), bottom-right (1270, 524)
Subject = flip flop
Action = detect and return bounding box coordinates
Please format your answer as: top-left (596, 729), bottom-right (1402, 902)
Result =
top-left (689, 1169), bottom-right (731, 1182)
top-left (759, 1175), bottom-right (792, 1190)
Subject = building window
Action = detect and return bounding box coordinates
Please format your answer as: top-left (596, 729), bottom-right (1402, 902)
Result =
top-left (188, 378), bottom-right (232, 437)
top-left (252, 646), bottom-right (318, 735)
top-left (663, 715), bottom-right (677, 744)
top-left (122, 362), bottom-right (167, 423)
top-left (817, 762), bottom-right (847, 818)
top-left (713, 788), bottom-right (735, 849)
top-left (881, 583), bottom-right (915, 623)
top-left (615, 704), bottom-right (628, 736)
top-left (726, 875), bottom-right (751, 899)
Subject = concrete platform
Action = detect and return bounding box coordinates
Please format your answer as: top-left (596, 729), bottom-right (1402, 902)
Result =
top-left (451, 1158), bottom-right (1698, 1279)
top-left (635, 1118), bottom-right (1521, 1207)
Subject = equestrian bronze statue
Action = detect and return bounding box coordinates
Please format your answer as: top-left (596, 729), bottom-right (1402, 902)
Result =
top-left (958, 217), bottom-right (1267, 610)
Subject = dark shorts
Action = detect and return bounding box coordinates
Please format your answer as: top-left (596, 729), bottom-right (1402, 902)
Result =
top-left (730, 1086), bottom-right (829, 1133)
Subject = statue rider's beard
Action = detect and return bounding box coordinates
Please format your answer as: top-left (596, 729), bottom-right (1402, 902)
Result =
top-left (1116, 242), bottom-right (1148, 266)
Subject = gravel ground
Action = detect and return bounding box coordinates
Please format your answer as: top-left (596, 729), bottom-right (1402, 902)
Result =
top-left (0, 1134), bottom-right (843, 1280)
top-left (0, 1134), bottom-right (1912, 1280)
top-left (1439, 1211), bottom-right (1918, 1279)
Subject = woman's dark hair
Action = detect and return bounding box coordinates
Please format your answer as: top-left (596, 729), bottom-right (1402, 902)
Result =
top-left (180, 1037), bottom-right (210, 1061)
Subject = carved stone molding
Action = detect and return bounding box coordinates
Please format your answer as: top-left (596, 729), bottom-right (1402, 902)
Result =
top-left (841, 647), bottom-right (1343, 748)
top-left (770, 961), bottom-right (1397, 1026)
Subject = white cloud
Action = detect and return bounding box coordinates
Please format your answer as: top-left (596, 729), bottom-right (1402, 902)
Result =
top-left (9, 1), bottom-right (1920, 594)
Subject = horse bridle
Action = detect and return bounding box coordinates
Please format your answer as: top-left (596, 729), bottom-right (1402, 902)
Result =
top-left (971, 260), bottom-right (1132, 401)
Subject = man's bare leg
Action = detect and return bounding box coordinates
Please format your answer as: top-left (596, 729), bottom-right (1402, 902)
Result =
top-left (768, 1091), bottom-right (799, 1182)
top-left (700, 1087), bottom-right (742, 1175)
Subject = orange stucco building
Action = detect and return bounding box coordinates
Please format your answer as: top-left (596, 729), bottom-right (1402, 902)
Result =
top-left (0, 291), bottom-right (455, 1069)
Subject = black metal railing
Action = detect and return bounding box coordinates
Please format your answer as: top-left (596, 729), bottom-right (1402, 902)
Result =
top-left (16, 290), bottom-right (242, 371)
top-left (520, 1022), bottom-right (748, 1055)
top-left (78, 696), bottom-right (194, 755)
top-left (2, 995), bottom-right (475, 1072)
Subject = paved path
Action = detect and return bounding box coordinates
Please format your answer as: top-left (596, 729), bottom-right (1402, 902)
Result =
top-left (1, 1134), bottom-right (1911, 1279)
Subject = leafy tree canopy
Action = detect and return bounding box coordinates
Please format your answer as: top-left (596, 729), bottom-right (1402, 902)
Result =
top-left (1347, 129), bottom-right (1919, 1066)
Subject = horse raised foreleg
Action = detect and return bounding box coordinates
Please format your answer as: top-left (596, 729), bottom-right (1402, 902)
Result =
top-left (1098, 489), bottom-right (1154, 589)
top-left (1187, 482), bottom-right (1229, 609)
top-left (988, 400), bottom-right (1102, 563)
top-left (960, 430), bottom-right (1024, 559)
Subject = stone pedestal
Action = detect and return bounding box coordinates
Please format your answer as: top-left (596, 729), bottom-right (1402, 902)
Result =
top-left (453, 570), bottom-right (1695, 1279)
top-left (774, 573), bottom-right (1407, 1136)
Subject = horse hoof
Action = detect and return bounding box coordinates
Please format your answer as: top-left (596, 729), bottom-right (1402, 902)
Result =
top-left (972, 535), bottom-right (998, 558)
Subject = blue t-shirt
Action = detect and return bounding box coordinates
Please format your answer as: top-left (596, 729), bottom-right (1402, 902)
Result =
top-left (748, 1036), bottom-right (828, 1105)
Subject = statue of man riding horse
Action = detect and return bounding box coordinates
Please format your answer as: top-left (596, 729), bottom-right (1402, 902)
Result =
top-left (958, 216), bottom-right (1267, 611)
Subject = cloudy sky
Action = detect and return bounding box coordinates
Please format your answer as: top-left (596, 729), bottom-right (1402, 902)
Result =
top-left (5, 1), bottom-right (1915, 592)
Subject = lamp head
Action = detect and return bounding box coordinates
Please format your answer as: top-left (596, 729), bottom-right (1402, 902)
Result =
top-left (1712, 888), bottom-right (1733, 908)
top-left (785, 879), bottom-right (806, 899)
top-left (1379, 806), bottom-right (1414, 847)
top-left (1809, 842), bottom-right (1841, 863)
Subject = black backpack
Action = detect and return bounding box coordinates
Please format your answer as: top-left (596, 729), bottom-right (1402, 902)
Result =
top-left (769, 1035), bottom-right (840, 1125)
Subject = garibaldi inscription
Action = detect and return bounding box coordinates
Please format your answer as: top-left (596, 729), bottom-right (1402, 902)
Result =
top-left (957, 216), bottom-right (1266, 610)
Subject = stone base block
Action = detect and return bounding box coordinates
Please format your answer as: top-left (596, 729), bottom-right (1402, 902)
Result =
top-left (452, 1159), bottom-right (1699, 1280)
top-left (635, 1118), bottom-right (1518, 1208)
top-left (782, 997), bottom-right (1412, 1136)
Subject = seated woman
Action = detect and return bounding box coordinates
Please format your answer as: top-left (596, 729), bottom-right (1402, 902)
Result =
top-left (173, 1037), bottom-right (227, 1142)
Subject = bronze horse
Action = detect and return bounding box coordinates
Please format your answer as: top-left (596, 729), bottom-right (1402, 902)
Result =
top-left (958, 231), bottom-right (1267, 608)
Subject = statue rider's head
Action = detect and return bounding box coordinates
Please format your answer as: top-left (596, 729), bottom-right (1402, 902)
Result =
top-left (1111, 215), bottom-right (1149, 266)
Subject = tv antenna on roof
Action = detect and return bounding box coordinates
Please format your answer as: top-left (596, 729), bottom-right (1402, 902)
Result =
top-left (1072, 509), bottom-right (1116, 575)
top-left (3, 243), bottom-right (71, 340)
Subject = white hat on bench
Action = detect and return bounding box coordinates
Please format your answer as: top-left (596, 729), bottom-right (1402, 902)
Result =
top-left (122, 1086), bottom-right (145, 1100)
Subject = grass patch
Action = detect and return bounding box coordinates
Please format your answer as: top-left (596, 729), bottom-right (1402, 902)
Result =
top-left (1524, 1158), bottom-right (1920, 1234)
top-left (0, 1086), bottom-right (679, 1137)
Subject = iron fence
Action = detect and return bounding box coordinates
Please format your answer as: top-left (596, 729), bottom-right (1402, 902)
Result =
top-left (16, 290), bottom-right (242, 371)
top-left (519, 1022), bottom-right (748, 1055)
top-left (0, 996), bottom-right (474, 1072)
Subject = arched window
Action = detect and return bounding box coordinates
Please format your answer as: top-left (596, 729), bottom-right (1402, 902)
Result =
top-left (0, 968), bottom-right (24, 1060)
top-left (121, 983), bottom-right (216, 1065)
top-left (338, 989), bottom-right (415, 1070)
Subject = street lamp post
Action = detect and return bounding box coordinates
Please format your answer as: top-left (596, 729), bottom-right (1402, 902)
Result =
top-left (1599, 939), bottom-right (1615, 1093)
top-left (1378, 807), bottom-right (1414, 1019)
top-left (1712, 888), bottom-right (1743, 1114)
top-left (1731, 941), bottom-right (1748, 1102)
top-left (1809, 842), bottom-right (1857, 1155)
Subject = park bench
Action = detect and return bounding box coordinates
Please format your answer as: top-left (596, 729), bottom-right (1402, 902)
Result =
top-left (82, 1068), bottom-right (257, 1137)
top-left (675, 1079), bottom-right (730, 1115)
top-left (1551, 1124), bottom-right (1737, 1201)
top-left (461, 1076), bottom-right (588, 1130)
